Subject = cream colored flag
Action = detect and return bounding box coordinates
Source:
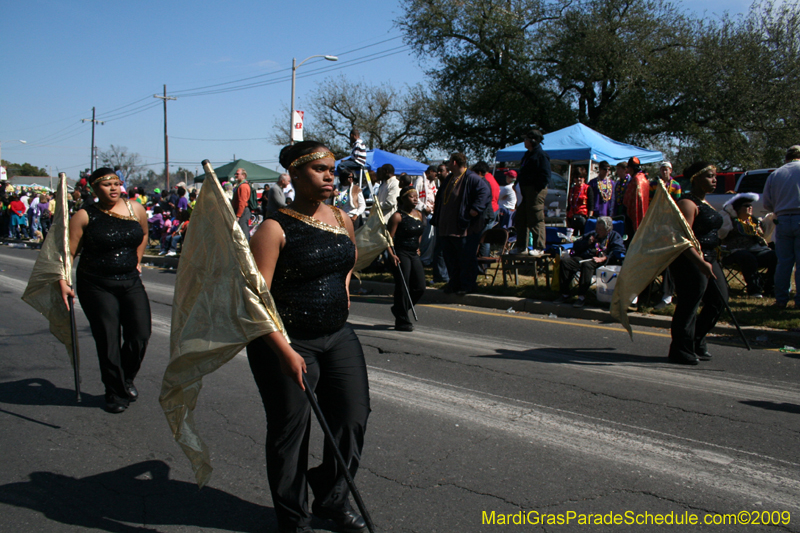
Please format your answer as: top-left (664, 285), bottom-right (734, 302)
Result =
top-left (610, 179), bottom-right (699, 337)
top-left (159, 161), bottom-right (287, 488)
top-left (353, 169), bottom-right (390, 272)
top-left (22, 173), bottom-right (74, 360)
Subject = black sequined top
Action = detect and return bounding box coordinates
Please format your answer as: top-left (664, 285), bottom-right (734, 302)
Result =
top-left (77, 202), bottom-right (143, 280)
top-left (270, 206), bottom-right (355, 340)
top-left (682, 193), bottom-right (723, 253)
top-left (394, 211), bottom-right (423, 254)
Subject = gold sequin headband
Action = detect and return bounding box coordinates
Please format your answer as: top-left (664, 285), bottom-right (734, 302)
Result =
top-left (289, 151), bottom-right (335, 169)
top-left (400, 188), bottom-right (416, 197)
top-left (91, 174), bottom-right (118, 185)
top-left (690, 165), bottom-right (716, 182)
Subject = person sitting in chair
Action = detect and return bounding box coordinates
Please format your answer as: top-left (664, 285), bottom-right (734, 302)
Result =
top-left (719, 193), bottom-right (777, 297)
top-left (555, 216), bottom-right (625, 308)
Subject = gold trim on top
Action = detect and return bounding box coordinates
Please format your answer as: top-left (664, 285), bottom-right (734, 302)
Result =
top-left (96, 199), bottom-right (138, 221)
top-left (279, 205), bottom-right (348, 235)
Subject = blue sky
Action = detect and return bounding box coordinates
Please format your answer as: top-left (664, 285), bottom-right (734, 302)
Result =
top-left (0, 0), bottom-right (754, 180)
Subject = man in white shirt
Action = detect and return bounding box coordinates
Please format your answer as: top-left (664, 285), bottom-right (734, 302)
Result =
top-left (376, 163), bottom-right (400, 218)
top-left (763, 145), bottom-right (800, 309)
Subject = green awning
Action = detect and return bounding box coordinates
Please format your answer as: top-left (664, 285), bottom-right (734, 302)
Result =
top-left (195, 159), bottom-right (281, 184)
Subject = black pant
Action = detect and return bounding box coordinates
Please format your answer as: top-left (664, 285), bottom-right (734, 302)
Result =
top-left (669, 254), bottom-right (728, 360)
top-left (247, 324), bottom-right (370, 530)
top-left (441, 233), bottom-right (482, 292)
top-left (559, 253), bottom-right (599, 296)
top-left (76, 271), bottom-right (151, 403)
top-left (392, 250), bottom-right (425, 326)
top-left (722, 247), bottom-right (777, 294)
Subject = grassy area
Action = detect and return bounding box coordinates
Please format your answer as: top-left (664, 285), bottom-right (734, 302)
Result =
top-left (358, 265), bottom-right (800, 331)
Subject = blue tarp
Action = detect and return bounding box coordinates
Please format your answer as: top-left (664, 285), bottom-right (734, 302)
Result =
top-left (495, 123), bottom-right (663, 165)
top-left (337, 148), bottom-right (429, 176)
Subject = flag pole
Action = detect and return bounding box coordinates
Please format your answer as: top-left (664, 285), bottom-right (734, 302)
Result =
top-left (302, 375), bottom-right (375, 533)
top-left (68, 295), bottom-right (81, 402)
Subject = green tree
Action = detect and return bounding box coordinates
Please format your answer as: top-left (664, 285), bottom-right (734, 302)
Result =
top-left (1, 160), bottom-right (48, 177)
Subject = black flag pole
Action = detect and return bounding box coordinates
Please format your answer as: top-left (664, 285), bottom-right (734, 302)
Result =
top-left (68, 295), bottom-right (81, 402)
top-left (302, 375), bottom-right (375, 533)
top-left (722, 298), bottom-right (751, 350)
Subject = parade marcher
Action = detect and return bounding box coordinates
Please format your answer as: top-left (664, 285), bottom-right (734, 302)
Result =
top-left (248, 141), bottom-right (370, 533)
top-left (668, 162), bottom-right (728, 365)
top-left (388, 186), bottom-right (425, 331)
top-left (58, 167), bottom-right (151, 412)
top-left (512, 129), bottom-right (550, 256)
top-left (588, 161), bottom-right (614, 218)
top-left (763, 145), bottom-right (800, 309)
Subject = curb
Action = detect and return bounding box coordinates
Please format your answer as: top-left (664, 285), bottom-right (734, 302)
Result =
top-left (351, 280), bottom-right (796, 344)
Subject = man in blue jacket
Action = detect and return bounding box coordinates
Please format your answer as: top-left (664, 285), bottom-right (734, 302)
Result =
top-left (432, 152), bottom-right (491, 294)
top-left (555, 216), bottom-right (625, 307)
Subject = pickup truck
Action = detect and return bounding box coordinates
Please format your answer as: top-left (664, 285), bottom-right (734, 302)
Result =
top-left (704, 168), bottom-right (776, 218)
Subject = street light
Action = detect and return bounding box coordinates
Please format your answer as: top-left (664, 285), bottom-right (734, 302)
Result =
top-left (290, 54), bottom-right (338, 145)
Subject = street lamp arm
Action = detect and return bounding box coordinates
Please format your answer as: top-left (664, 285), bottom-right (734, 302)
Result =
top-left (290, 54), bottom-right (338, 145)
top-left (296, 54), bottom-right (339, 69)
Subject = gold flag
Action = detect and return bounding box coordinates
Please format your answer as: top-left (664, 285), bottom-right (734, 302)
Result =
top-left (22, 173), bottom-right (74, 360)
top-left (353, 169), bottom-right (390, 272)
top-left (610, 180), bottom-right (699, 337)
top-left (159, 164), bottom-right (287, 487)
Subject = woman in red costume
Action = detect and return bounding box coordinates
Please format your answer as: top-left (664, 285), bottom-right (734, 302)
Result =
top-left (567, 166), bottom-right (591, 235)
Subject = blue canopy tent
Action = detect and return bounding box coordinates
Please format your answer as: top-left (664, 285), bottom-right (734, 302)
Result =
top-left (495, 123), bottom-right (664, 165)
top-left (337, 148), bottom-right (429, 176)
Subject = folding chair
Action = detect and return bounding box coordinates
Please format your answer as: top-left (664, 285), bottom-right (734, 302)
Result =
top-left (477, 227), bottom-right (510, 286)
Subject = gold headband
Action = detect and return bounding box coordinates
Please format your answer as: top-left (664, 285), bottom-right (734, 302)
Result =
top-left (690, 165), bottom-right (716, 182)
top-left (289, 151), bottom-right (335, 169)
top-left (92, 174), bottom-right (118, 185)
top-left (400, 188), bottom-right (416, 197)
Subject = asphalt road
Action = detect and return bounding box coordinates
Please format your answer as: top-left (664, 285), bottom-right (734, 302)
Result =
top-left (1, 245), bottom-right (799, 533)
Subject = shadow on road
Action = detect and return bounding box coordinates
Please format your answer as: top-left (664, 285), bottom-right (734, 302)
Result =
top-left (0, 460), bottom-right (274, 532)
top-left (479, 346), bottom-right (666, 365)
top-left (740, 400), bottom-right (800, 414)
top-left (0, 378), bottom-right (104, 408)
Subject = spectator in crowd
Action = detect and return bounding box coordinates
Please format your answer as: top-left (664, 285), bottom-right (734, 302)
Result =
top-left (37, 193), bottom-right (51, 238)
top-left (623, 157), bottom-right (650, 238)
top-left (176, 186), bottom-right (189, 213)
top-left (567, 165), bottom-right (591, 235)
top-left (473, 161), bottom-right (500, 258)
top-left (588, 161), bottom-right (614, 218)
top-left (431, 163), bottom-right (451, 284)
top-left (148, 205), bottom-right (165, 242)
top-left (388, 186), bottom-right (426, 331)
top-left (719, 193), bottom-right (777, 297)
top-left (555, 216), bottom-right (625, 308)
top-left (163, 210), bottom-right (190, 257)
top-left (497, 170), bottom-right (517, 229)
top-left (265, 173), bottom-right (291, 215)
top-left (333, 166), bottom-right (366, 228)
top-left (398, 172), bottom-right (413, 189)
top-left (415, 165), bottom-right (439, 265)
top-left (669, 161), bottom-right (727, 365)
top-left (649, 162), bottom-right (682, 309)
top-left (512, 129), bottom-right (549, 257)
top-left (9, 194), bottom-right (27, 239)
top-left (337, 127), bottom-right (368, 182)
top-left (614, 162), bottom-right (629, 217)
top-left (431, 152), bottom-right (491, 295)
top-left (232, 167), bottom-right (252, 242)
top-left (114, 165), bottom-right (125, 184)
top-left (763, 145), bottom-right (800, 309)
top-left (376, 163), bottom-right (400, 218)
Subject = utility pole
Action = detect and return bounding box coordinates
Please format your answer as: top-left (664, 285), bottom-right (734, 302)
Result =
top-left (81, 107), bottom-right (104, 173)
top-left (154, 85), bottom-right (177, 190)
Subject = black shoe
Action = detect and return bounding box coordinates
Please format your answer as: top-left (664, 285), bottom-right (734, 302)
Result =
top-left (695, 349), bottom-right (712, 360)
top-left (278, 526), bottom-right (316, 533)
top-left (312, 503), bottom-right (367, 533)
top-left (125, 380), bottom-right (139, 401)
top-left (554, 295), bottom-right (571, 304)
top-left (668, 353), bottom-right (699, 366)
top-left (105, 400), bottom-right (128, 413)
top-left (395, 323), bottom-right (414, 332)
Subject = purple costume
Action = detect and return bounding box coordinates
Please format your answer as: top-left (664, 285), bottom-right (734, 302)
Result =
top-left (589, 177), bottom-right (615, 217)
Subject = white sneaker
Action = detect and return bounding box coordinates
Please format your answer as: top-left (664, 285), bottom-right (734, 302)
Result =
top-left (165, 251), bottom-right (177, 257)
top-left (528, 249), bottom-right (544, 257)
top-left (158, 251), bottom-right (167, 256)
